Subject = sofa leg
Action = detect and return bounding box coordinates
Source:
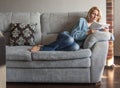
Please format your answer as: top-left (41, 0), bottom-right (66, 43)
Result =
top-left (95, 81), bottom-right (101, 87)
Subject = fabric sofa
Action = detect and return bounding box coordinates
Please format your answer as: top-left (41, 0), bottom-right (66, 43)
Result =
top-left (0, 12), bottom-right (111, 83)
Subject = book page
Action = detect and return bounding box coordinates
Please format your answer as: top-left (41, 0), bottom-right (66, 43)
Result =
top-left (89, 22), bottom-right (110, 30)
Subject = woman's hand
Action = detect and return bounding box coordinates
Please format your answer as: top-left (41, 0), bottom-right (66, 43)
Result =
top-left (102, 27), bottom-right (109, 32)
top-left (87, 29), bottom-right (97, 35)
top-left (87, 27), bottom-right (109, 35)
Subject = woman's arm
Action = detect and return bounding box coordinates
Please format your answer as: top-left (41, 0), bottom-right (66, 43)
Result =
top-left (102, 27), bottom-right (110, 32)
top-left (87, 27), bottom-right (109, 35)
top-left (70, 18), bottom-right (88, 41)
top-left (87, 29), bottom-right (97, 35)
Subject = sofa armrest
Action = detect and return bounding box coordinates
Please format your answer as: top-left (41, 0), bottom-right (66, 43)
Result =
top-left (83, 31), bottom-right (111, 83)
top-left (90, 41), bottom-right (108, 83)
top-left (83, 31), bottom-right (111, 49)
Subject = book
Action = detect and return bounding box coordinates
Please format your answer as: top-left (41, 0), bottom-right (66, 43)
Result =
top-left (89, 22), bottom-right (110, 30)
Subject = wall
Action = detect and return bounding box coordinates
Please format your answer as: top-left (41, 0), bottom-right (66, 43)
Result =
top-left (0, 0), bottom-right (106, 22)
top-left (106, 0), bottom-right (114, 66)
top-left (114, 0), bottom-right (120, 56)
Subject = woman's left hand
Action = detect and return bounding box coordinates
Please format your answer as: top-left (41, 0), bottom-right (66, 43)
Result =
top-left (102, 27), bottom-right (109, 32)
top-left (87, 29), bottom-right (97, 35)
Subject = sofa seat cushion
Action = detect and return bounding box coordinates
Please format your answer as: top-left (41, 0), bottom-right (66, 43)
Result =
top-left (6, 46), bottom-right (32, 61)
top-left (32, 49), bottom-right (91, 61)
top-left (7, 57), bottom-right (91, 68)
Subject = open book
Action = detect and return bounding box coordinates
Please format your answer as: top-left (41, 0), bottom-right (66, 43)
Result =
top-left (89, 22), bottom-right (110, 30)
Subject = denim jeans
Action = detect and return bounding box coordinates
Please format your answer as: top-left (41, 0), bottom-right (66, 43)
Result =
top-left (40, 31), bottom-right (80, 51)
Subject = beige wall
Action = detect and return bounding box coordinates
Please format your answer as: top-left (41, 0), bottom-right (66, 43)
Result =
top-left (0, 0), bottom-right (106, 22)
top-left (114, 0), bottom-right (120, 56)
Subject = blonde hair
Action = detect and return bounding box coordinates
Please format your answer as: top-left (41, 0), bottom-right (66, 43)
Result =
top-left (86, 6), bottom-right (102, 22)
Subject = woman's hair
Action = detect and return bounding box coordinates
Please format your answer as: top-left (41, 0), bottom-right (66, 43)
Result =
top-left (86, 6), bottom-right (102, 22)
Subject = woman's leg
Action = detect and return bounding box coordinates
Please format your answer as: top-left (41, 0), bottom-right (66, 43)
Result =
top-left (55, 31), bottom-right (75, 50)
top-left (58, 42), bottom-right (80, 51)
top-left (30, 45), bottom-right (42, 52)
top-left (41, 31), bottom-right (74, 51)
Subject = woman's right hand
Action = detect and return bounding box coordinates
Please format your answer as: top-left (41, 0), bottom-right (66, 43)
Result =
top-left (102, 27), bottom-right (109, 32)
top-left (87, 29), bottom-right (97, 35)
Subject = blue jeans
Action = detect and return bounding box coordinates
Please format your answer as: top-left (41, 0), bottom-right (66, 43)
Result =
top-left (40, 31), bottom-right (80, 51)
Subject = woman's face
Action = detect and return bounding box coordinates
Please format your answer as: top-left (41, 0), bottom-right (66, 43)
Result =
top-left (90, 10), bottom-right (100, 22)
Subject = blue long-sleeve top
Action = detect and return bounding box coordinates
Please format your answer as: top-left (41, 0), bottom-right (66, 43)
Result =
top-left (70, 17), bottom-right (115, 43)
top-left (70, 18), bottom-right (89, 42)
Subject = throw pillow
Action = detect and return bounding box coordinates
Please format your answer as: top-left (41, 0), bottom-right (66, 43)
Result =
top-left (9, 23), bottom-right (37, 46)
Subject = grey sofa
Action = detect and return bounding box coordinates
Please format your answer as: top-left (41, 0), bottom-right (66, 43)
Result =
top-left (0, 12), bottom-right (111, 83)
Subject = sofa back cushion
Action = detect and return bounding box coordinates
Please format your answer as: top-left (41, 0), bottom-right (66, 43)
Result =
top-left (41, 12), bottom-right (87, 45)
top-left (0, 12), bottom-right (41, 45)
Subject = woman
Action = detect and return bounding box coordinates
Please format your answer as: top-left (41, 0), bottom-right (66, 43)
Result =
top-left (31, 6), bottom-right (108, 52)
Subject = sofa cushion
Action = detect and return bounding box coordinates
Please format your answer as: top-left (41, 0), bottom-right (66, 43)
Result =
top-left (0, 12), bottom-right (41, 45)
top-left (9, 23), bottom-right (37, 46)
top-left (7, 58), bottom-right (91, 68)
top-left (6, 46), bottom-right (32, 61)
top-left (32, 49), bottom-right (91, 61)
top-left (41, 12), bottom-right (87, 45)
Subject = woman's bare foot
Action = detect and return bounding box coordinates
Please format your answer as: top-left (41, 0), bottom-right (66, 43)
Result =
top-left (30, 45), bottom-right (42, 52)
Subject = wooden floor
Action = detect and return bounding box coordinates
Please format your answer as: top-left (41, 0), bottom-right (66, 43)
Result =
top-left (7, 57), bottom-right (120, 88)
